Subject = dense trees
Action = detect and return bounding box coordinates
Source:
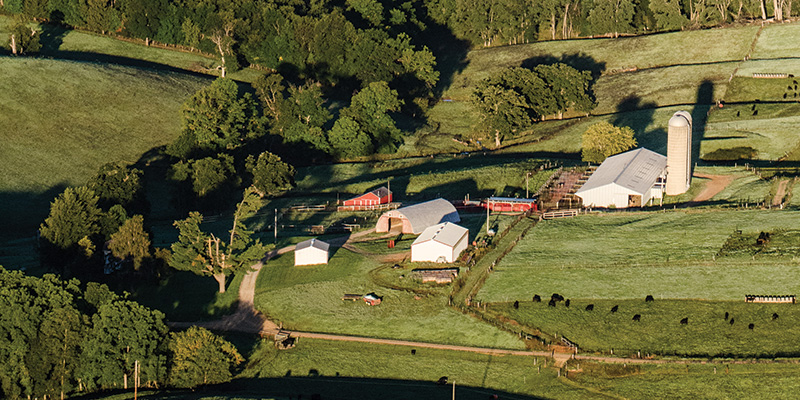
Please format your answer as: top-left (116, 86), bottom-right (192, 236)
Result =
top-left (246, 152), bottom-right (295, 197)
top-left (581, 121), bottom-right (637, 163)
top-left (6, 16), bottom-right (40, 55)
top-left (0, 268), bottom-right (243, 399)
top-left (170, 187), bottom-right (266, 293)
top-left (472, 64), bottom-right (595, 147)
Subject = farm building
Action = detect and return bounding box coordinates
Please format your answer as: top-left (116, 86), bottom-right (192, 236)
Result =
top-left (484, 197), bottom-right (538, 213)
top-left (412, 268), bottom-right (459, 283)
top-left (294, 238), bottom-right (330, 266)
top-left (575, 148), bottom-right (667, 208)
top-left (376, 198), bottom-right (460, 234)
top-left (342, 186), bottom-right (392, 207)
top-left (411, 222), bottom-right (469, 263)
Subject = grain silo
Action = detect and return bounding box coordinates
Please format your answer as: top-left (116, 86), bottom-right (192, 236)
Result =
top-left (666, 111), bottom-right (692, 195)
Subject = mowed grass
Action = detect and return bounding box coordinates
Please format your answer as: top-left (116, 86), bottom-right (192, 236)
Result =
top-left (130, 270), bottom-right (243, 321)
top-left (738, 20), bottom-right (800, 77)
top-left (239, 338), bottom-right (602, 400)
top-left (491, 299), bottom-right (800, 357)
top-left (253, 248), bottom-right (525, 349)
top-left (572, 362), bottom-right (800, 400)
top-left (0, 56), bottom-right (210, 270)
top-left (478, 210), bottom-right (800, 301)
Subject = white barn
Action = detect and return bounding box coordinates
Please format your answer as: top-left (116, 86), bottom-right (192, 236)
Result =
top-left (575, 148), bottom-right (667, 208)
top-left (294, 239), bottom-right (330, 266)
top-left (376, 198), bottom-right (460, 234)
top-left (411, 222), bottom-right (469, 263)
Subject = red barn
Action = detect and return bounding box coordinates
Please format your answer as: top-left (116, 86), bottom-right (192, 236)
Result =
top-left (483, 197), bottom-right (538, 213)
top-left (343, 187), bottom-right (392, 207)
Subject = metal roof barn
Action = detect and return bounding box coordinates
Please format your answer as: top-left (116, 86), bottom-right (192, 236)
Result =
top-left (376, 198), bottom-right (460, 234)
top-left (411, 222), bottom-right (469, 263)
top-left (294, 238), bottom-right (330, 266)
top-left (575, 148), bottom-right (667, 208)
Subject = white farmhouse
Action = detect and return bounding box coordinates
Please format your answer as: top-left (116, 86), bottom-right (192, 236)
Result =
top-left (294, 238), bottom-right (330, 266)
top-left (575, 148), bottom-right (667, 208)
top-left (411, 222), bottom-right (469, 263)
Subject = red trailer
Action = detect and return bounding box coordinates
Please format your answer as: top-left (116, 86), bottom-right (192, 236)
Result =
top-left (483, 197), bottom-right (538, 213)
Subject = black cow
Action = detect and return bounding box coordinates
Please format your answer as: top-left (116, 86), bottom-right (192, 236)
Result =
top-left (610, 305), bottom-right (619, 313)
top-left (532, 294), bottom-right (541, 302)
top-left (632, 314), bottom-right (641, 322)
top-left (772, 313), bottom-right (779, 320)
top-left (680, 317), bottom-right (688, 325)
top-left (565, 299), bottom-right (570, 308)
top-left (548, 299), bottom-right (557, 307)
top-left (513, 300), bottom-right (519, 309)
top-left (585, 304), bottom-right (594, 311)
top-left (551, 293), bottom-right (564, 302)
top-left (724, 311), bottom-right (729, 320)
top-left (645, 295), bottom-right (654, 302)
top-left (748, 323), bottom-right (755, 330)
top-left (730, 318), bottom-right (735, 325)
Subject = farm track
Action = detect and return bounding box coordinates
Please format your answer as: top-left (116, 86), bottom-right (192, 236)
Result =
top-left (691, 173), bottom-right (736, 202)
top-left (773, 179), bottom-right (789, 206)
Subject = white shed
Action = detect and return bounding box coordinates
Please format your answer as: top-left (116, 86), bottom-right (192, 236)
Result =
top-left (294, 239), bottom-right (330, 266)
top-left (376, 198), bottom-right (460, 234)
top-left (575, 148), bottom-right (667, 208)
top-left (411, 222), bottom-right (469, 263)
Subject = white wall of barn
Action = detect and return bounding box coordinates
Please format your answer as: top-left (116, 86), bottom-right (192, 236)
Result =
top-left (295, 247), bottom-right (329, 266)
top-left (411, 232), bottom-right (468, 263)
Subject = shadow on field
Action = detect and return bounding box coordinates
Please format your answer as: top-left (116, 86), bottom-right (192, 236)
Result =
top-left (692, 80), bottom-right (714, 173)
top-left (73, 376), bottom-right (546, 400)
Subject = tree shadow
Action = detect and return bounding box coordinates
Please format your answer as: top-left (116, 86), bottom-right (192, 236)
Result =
top-left (38, 20), bottom-right (68, 53)
top-left (416, 13), bottom-right (471, 97)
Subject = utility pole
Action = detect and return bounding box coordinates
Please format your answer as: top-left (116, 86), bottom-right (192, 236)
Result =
top-left (486, 199), bottom-right (490, 234)
top-left (526, 172), bottom-right (531, 198)
top-left (134, 360), bottom-right (139, 400)
top-left (452, 380), bottom-right (456, 400)
top-left (274, 208), bottom-right (278, 243)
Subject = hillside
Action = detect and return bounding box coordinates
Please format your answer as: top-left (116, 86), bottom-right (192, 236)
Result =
top-left (0, 56), bottom-right (210, 262)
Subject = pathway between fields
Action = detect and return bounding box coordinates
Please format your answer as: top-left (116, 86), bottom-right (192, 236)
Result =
top-left (691, 173), bottom-right (735, 202)
top-left (773, 179), bottom-right (789, 206)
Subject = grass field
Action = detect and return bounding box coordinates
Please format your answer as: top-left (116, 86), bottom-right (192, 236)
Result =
top-left (490, 299), bottom-right (800, 357)
top-left (130, 270), bottom-right (244, 321)
top-left (478, 209), bottom-right (800, 301)
top-left (571, 362), bottom-right (800, 400)
top-left (253, 248), bottom-right (525, 349)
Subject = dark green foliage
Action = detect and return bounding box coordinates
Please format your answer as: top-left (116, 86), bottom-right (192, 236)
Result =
top-left (167, 326), bottom-right (243, 388)
top-left (246, 152), bottom-right (296, 197)
top-left (108, 215), bottom-right (152, 271)
top-left (40, 186), bottom-right (102, 250)
top-left (87, 162), bottom-right (143, 210)
top-left (701, 146), bottom-right (759, 161)
top-left (6, 16), bottom-right (41, 55)
top-left (171, 153), bottom-right (236, 198)
top-left (168, 78), bottom-right (263, 160)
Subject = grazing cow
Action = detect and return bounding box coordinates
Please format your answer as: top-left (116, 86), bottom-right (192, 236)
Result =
top-left (586, 304), bottom-right (594, 311)
top-left (724, 312), bottom-right (729, 320)
top-left (736, 111), bottom-right (740, 117)
top-left (753, 110), bottom-right (759, 116)
top-left (611, 305), bottom-right (619, 313)
top-left (551, 293), bottom-right (564, 302)
top-left (730, 318), bottom-right (735, 325)
top-left (772, 313), bottom-right (779, 320)
top-left (513, 300), bottom-right (519, 309)
top-left (548, 299), bottom-right (557, 307)
top-left (645, 295), bottom-right (654, 302)
top-left (532, 294), bottom-right (541, 302)
top-left (748, 323), bottom-right (755, 330)
top-left (411, 349), bottom-right (416, 355)
top-left (565, 299), bottom-right (570, 308)
top-left (680, 317), bottom-right (688, 325)
top-left (632, 314), bottom-right (641, 322)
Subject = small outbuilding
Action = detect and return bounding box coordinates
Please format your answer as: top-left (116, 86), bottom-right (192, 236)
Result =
top-left (294, 238), bottom-right (330, 266)
top-left (411, 222), bottom-right (469, 263)
top-left (575, 148), bottom-right (667, 208)
top-left (376, 198), bottom-right (460, 234)
top-left (343, 186), bottom-right (392, 207)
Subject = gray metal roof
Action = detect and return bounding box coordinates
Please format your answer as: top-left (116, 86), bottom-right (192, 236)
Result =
top-left (295, 238), bottom-right (330, 252)
top-left (397, 198), bottom-right (460, 234)
top-left (412, 222), bottom-right (468, 247)
top-left (576, 148), bottom-right (667, 195)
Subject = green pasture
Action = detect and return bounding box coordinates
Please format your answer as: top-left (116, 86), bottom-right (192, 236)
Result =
top-left (571, 362), bottom-right (800, 400)
top-left (491, 299), bottom-right (800, 357)
top-left (253, 248), bottom-right (525, 349)
top-left (478, 210), bottom-right (800, 301)
top-left (239, 338), bottom-right (599, 400)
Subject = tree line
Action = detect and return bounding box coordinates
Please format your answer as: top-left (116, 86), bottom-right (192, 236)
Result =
top-left (0, 268), bottom-right (242, 399)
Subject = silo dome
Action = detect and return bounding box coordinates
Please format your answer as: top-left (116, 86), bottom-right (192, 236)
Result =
top-left (669, 114), bottom-right (690, 128)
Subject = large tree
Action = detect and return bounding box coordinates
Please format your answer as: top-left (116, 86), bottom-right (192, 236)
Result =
top-left (339, 81), bottom-right (403, 154)
top-left (7, 16), bottom-right (41, 55)
top-left (581, 121), bottom-right (637, 163)
top-left (87, 162), bottom-right (143, 210)
top-left (168, 78), bottom-right (263, 160)
top-left (108, 215), bottom-right (152, 271)
top-left (246, 152), bottom-right (296, 198)
top-left (40, 187), bottom-right (102, 250)
top-left (77, 300), bottom-right (168, 391)
top-left (588, 0), bottom-right (636, 37)
top-left (170, 187), bottom-right (267, 293)
top-left (649, 0), bottom-right (689, 29)
top-left (167, 327), bottom-right (243, 388)
top-left (534, 63), bottom-right (597, 119)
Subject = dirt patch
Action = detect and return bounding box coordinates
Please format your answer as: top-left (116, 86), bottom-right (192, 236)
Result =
top-left (692, 173), bottom-right (735, 202)
top-left (773, 179), bottom-right (789, 206)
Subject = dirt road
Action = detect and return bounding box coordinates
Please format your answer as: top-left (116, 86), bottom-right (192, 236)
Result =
top-left (692, 173), bottom-right (735, 202)
top-left (773, 179), bottom-right (789, 206)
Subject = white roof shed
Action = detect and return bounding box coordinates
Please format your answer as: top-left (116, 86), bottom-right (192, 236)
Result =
top-left (411, 222), bottom-right (469, 263)
top-left (294, 238), bottom-right (330, 266)
top-left (575, 148), bottom-right (667, 208)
